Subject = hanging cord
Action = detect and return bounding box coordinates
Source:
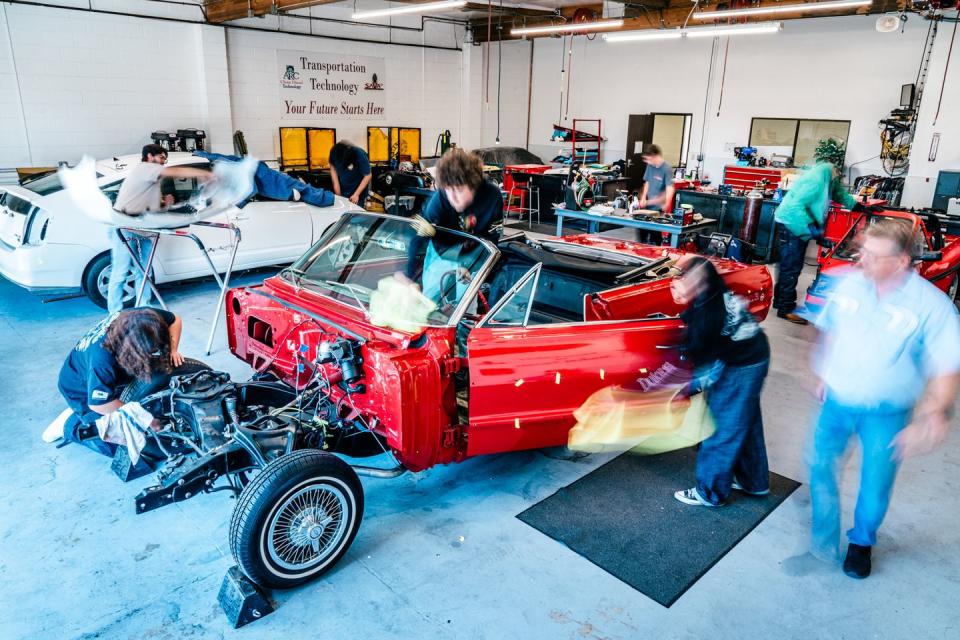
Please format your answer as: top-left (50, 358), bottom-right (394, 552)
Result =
top-left (697, 37), bottom-right (719, 174)
top-left (485, 0), bottom-right (492, 104)
top-left (933, 15), bottom-right (958, 125)
top-left (496, 0), bottom-right (503, 142)
top-left (564, 35), bottom-right (574, 120)
top-left (716, 37), bottom-right (730, 116)
top-left (558, 34), bottom-right (567, 124)
top-left (683, 0), bottom-right (700, 29)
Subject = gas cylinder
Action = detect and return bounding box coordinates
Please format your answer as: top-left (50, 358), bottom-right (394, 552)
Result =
top-left (738, 183), bottom-right (764, 261)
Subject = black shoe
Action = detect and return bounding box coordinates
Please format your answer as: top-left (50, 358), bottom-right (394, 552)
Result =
top-left (777, 310), bottom-right (809, 325)
top-left (843, 543), bottom-right (871, 579)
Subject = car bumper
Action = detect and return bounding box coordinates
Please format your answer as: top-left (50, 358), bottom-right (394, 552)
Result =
top-left (0, 241), bottom-right (90, 294)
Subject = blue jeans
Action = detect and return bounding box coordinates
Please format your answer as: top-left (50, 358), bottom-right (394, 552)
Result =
top-left (810, 397), bottom-right (909, 556)
top-left (696, 358), bottom-right (771, 505)
top-left (63, 410), bottom-right (118, 457)
top-left (108, 229), bottom-right (155, 313)
top-left (773, 225), bottom-right (808, 312)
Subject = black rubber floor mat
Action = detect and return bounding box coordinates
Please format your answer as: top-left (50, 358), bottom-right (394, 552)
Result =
top-left (517, 446), bottom-right (800, 607)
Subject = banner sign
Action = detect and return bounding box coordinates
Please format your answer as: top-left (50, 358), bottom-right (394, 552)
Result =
top-left (278, 50), bottom-right (386, 120)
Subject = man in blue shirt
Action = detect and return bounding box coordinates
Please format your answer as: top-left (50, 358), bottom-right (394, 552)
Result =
top-left (809, 218), bottom-right (960, 579)
top-left (329, 141), bottom-right (372, 207)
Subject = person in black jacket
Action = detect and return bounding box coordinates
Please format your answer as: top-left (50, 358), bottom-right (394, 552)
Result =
top-left (670, 256), bottom-right (772, 507)
top-left (399, 149), bottom-right (503, 303)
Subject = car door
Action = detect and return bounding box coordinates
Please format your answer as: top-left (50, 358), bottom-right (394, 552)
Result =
top-left (465, 264), bottom-right (686, 457)
top-left (224, 199), bottom-right (313, 269)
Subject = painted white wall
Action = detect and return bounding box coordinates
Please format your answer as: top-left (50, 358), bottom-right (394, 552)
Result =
top-left (0, 2), bottom-right (218, 166)
top-left (0, 0), bottom-right (467, 167)
top-left (462, 39), bottom-right (533, 150)
top-left (501, 14), bottom-right (957, 208)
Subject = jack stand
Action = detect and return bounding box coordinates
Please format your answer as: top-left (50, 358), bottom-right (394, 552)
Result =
top-left (118, 220), bottom-right (241, 356)
top-left (218, 566), bottom-right (274, 628)
top-left (111, 447), bottom-right (154, 482)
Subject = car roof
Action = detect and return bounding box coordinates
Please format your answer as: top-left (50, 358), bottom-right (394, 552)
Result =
top-left (95, 152), bottom-right (209, 179)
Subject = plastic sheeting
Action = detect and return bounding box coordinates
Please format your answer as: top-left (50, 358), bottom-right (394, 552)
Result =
top-left (369, 276), bottom-right (437, 332)
top-left (568, 385), bottom-right (715, 455)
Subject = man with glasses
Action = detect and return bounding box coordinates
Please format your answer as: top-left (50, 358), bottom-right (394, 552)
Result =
top-left (107, 144), bottom-right (213, 313)
top-left (808, 218), bottom-right (960, 579)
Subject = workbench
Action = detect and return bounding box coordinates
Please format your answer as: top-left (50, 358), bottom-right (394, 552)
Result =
top-left (553, 207), bottom-right (717, 248)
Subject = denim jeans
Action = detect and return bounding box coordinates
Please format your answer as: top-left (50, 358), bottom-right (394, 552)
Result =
top-left (63, 410), bottom-right (118, 457)
top-left (695, 358), bottom-right (771, 505)
top-left (773, 225), bottom-right (808, 313)
top-left (107, 228), bottom-right (155, 313)
top-left (809, 396), bottom-right (909, 557)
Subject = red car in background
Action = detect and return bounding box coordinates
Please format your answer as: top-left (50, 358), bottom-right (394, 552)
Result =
top-left (805, 208), bottom-right (960, 317)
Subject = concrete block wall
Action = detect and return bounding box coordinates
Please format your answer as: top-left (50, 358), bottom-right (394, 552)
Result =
top-left (226, 28), bottom-right (465, 162)
top-left (0, 2), bottom-right (213, 167)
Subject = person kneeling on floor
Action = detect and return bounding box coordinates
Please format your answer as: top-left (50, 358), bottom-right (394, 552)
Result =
top-left (670, 256), bottom-right (772, 507)
top-left (48, 308), bottom-right (184, 456)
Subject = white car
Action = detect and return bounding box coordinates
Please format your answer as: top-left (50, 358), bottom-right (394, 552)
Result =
top-left (0, 153), bottom-right (360, 308)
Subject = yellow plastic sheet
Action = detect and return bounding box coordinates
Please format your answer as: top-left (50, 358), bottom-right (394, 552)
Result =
top-left (369, 276), bottom-right (437, 333)
top-left (568, 386), bottom-right (715, 455)
top-left (368, 127), bottom-right (389, 163)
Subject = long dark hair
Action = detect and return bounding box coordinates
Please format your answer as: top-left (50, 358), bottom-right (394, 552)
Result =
top-left (678, 257), bottom-right (729, 363)
top-left (103, 309), bottom-right (171, 380)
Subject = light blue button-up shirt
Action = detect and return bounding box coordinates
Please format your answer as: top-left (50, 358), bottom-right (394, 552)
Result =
top-left (813, 269), bottom-right (960, 409)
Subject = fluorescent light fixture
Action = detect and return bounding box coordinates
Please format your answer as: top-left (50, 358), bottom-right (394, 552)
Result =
top-left (692, 0), bottom-right (871, 20)
top-left (511, 19), bottom-right (624, 37)
top-left (603, 30), bottom-right (683, 43)
top-left (352, 0), bottom-right (466, 21)
top-left (684, 21), bottom-right (784, 37)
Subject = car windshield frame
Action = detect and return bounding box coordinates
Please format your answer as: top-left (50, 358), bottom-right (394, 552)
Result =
top-left (282, 212), bottom-right (499, 329)
top-left (833, 213), bottom-right (925, 262)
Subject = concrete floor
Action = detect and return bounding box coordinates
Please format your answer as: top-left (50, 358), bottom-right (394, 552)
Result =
top-left (2, 248), bottom-right (959, 640)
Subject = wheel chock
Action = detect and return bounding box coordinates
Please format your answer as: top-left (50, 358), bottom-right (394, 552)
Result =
top-left (111, 447), bottom-right (155, 482)
top-left (218, 565), bottom-right (274, 628)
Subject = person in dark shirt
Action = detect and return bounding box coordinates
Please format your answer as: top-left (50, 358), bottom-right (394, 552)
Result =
top-left (55, 308), bottom-right (183, 456)
top-left (401, 148), bottom-right (503, 287)
top-left (670, 256), bottom-right (772, 507)
top-left (329, 141), bottom-right (372, 207)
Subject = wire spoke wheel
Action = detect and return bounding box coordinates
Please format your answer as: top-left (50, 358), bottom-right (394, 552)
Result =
top-left (267, 484), bottom-right (348, 571)
top-left (230, 449), bottom-right (364, 589)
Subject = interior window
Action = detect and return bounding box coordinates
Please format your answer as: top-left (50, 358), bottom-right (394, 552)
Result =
top-left (483, 264), bottom-right (541, 327)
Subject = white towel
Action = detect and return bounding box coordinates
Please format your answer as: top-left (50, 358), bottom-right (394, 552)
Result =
top-left (95, 402), bottom-right (154, 465)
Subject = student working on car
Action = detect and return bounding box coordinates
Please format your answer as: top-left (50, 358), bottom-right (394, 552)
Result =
top-left (107, 144), bottom-right (214, 313)
top-left (395, 149), bottom-right (502, 307)
top-left (46, 308), bottom-right (184, 456)
top-left (329, 141), bottom-right (372, 208)
top-left (772, 162), bottom-right (865, 325)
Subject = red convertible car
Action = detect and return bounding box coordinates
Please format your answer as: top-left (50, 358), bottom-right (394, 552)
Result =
top-left (120, 212), bottom-right (772, 591)
top-left (805, 208), bottom-right (960, 316)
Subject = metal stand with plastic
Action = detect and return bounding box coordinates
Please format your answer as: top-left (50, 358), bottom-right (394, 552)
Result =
top-left (116, 221), bottom-right (241, 355)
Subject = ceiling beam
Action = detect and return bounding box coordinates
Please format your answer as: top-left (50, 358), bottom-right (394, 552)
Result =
top-left (205, 0), bottom-right (343, 24)
top-left (471, 0), bottom-right (909, 42)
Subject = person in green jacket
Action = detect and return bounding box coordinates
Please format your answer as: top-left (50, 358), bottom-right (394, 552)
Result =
top-left (773, 163), bottom-right (863, 324)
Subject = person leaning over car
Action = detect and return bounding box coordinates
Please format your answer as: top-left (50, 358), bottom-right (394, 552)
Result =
top-left (51, 308), bottom-right (184, 456)
top-left (329, 141), bottom-right (372, 207)
top-left (399, 148), bottom-right (503, 286)
top-left (772, 162), bottom-right (865, 325)
top-left (107, 144), bottom-right (215, 313)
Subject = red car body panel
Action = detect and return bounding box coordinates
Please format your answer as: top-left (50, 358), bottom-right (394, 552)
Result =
top-left (226, 229), bottom-right (773, 472)
top-left (815, 209), bottom-right (960, 297)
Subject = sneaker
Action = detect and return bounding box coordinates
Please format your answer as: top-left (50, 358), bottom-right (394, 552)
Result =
top-left (42, 408), bottom-right (72, 443)
top-left (842, 543), bottom-right (872, 579)
top-left (732, 480), bottom-right (770, 496)
top-left (777, 311), bottom-right (809, 325)
top-left (674, 487), bottom-right (721, 507)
